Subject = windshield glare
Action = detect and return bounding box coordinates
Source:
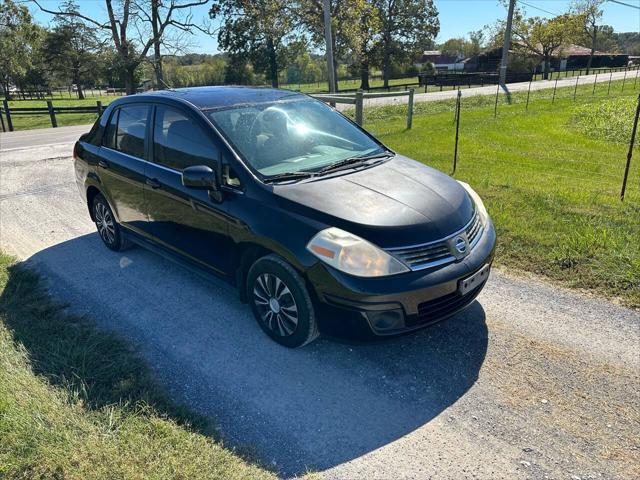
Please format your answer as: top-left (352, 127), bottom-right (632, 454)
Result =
top-left (207, 100), bottom-right (383, 178)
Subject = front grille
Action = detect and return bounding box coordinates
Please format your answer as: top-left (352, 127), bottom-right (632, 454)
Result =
top-left (387, 210), bottom-right (484, 271)
top-left (410, 285), bottom-right (483, 327)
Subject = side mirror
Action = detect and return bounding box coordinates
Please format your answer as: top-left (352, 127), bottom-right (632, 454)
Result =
top-left (182, 165), bottom-right (222, 202)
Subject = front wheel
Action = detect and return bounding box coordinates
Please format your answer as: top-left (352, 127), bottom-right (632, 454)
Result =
top-left (247, 254), bottom-right (319, 348)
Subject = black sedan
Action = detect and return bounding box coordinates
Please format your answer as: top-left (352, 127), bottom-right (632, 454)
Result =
top-left (73, 86), bottom-right (496, 347)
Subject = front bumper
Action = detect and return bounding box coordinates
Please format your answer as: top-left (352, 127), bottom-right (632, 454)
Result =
top-left (308, 219), bottom-right (496, 339)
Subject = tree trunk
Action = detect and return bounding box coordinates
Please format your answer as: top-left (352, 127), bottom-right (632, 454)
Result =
top-left (543, 55), bottom-right (550, 80)
top-left (74, 67), bottom-right (85, 100)
top-left (266, 37), bottom-right (279, 88)
top-left (586, 29), bottom-right (597, 76)
top-left (359, 59), bottom-right (370, 90)
top-left (152, 0), bottom-right (164, 89)
top-left (124, 67), bottom-right (137, 95)
top-left (382, 34), bottom-right (391, 88)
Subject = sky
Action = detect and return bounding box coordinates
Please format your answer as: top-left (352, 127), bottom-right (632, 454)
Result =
top-left (28, 0), bottom-right (640, 54)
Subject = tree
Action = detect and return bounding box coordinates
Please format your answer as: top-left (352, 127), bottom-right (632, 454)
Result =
top-left (296, 0), bottom-right (372, 90)
top-left (0, 0), bottom-right (41, 99)
top-left (373, 0), bottom-right (439, 88)
top-left (512, 12), bottom-right (582, 79)
top-left (571, 0), bottom-right (605, 75)
top-left (210, 0), bottom-right (295, 88)
top-left (33, 0), bottom-right (209, 94)
top-left (43, 1), bottom-right (102, 99)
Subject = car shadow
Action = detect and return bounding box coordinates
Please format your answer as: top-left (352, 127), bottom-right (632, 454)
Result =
top-left (7, 233), bottom-right (488, 477)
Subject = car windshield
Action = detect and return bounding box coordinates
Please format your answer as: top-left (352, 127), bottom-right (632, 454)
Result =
top-left (207, 99), bottom-right (384, 178)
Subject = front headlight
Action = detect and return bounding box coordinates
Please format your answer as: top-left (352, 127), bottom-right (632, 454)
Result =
top-left (457, 181), bottom-right (489, 224)
top-left (306, 227), bottom-right (409, 277)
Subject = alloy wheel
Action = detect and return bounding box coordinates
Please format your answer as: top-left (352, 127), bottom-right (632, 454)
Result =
top-left (94, 202), bottom-right (115, 245)
top-left (253, 273), bottom-right (299, 337)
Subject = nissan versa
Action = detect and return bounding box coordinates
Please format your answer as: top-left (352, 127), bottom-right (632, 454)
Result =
top-left (73, 87), bottom-right (496, 347)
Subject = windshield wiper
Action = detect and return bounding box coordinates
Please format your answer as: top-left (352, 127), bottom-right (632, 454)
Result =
top-left (315, 151), bottom-right (393, 175)
top-left (263, 171), bottom-right (317, 183)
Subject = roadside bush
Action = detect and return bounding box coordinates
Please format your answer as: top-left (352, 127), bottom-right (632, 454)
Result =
top-left (572, 96), bottom-right (639, 147)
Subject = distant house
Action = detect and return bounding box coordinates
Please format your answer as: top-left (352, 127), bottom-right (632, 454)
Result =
top-left (464, 44), bottom-right (629, 73)
top-left (416, 50), bottom-right (465, 71)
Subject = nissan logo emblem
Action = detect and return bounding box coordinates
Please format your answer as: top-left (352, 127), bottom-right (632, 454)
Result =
top-left (454, 236), bottom-right (467, 254)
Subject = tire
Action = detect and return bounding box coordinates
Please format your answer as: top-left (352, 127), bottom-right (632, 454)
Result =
top-left (246, 254), bottom-right (319, 348)
top-left (92, 193), bottom-right (132, 252)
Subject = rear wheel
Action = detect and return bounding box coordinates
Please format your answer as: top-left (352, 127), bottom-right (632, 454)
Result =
top-left (92, 193), bottom-right (131, 251)
top-left (247, 254), bottom-right (318, 348)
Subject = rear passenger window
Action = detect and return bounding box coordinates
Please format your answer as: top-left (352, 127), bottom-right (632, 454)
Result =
top-left (104, 109), bottom-right (119, 149)
top-left (116, 105), bottom-right (149, 158)
top-left (153, 105), bottom-right (218, 171)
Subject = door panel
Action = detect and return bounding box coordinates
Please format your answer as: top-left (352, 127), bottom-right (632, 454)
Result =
top-left (98, 105), bottom-right (150, 231)
top-left (142, 105), bottom-right (235, 275)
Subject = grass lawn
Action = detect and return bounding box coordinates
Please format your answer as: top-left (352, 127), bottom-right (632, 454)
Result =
top-left (0, 253), bottom-right (275, 479)
top-left (362, 81), bottom-right (640, 307)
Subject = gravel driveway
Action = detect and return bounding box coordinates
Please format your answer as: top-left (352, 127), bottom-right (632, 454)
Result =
top-left (1, 130), bottom-right (639, 479)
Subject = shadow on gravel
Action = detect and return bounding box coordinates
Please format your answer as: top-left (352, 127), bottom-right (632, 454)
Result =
top-left (13, 233), bottom-right (488, 476)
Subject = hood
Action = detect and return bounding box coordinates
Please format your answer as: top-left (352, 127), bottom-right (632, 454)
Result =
top-left (273, 155), bottom-right (474, 248)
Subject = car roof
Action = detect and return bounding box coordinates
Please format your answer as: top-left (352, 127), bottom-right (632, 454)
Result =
top-left (130, 86), bottom-right (307, 111)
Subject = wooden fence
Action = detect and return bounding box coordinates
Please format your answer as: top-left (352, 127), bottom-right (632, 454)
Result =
top-left (0, 99), bottom-right (103, 132)
top-left (313, 88), bottom-right (415, 129)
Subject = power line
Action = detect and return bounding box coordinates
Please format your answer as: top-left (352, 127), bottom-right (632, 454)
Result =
top-left (607, 0), bottom-right (640, 10)
top-left (518, 1), bottom-right (562, 16)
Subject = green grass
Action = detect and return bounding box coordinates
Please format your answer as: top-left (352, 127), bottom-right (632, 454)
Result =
top-left (573, 96), bottom-right (640, 145)
top-left (361, 80), bottom-right (640, 307)
top-left (0, 253), bottom-right (275, 479)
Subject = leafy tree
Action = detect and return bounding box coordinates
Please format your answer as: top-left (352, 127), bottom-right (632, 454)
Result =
top-left (42, 1), bottom-right (102, 99)
top-left (296, 0), bottom-right (372, 90)
top-left (34, 0), bottom-right (209, 94)
top-left (0, 0), bottom-right (41, 98)
top-left (613, 32), bottom-right (640, 55)
top-left (210, 0), bottom-right (295, 88)
top-left (571, 0), bottom-right (605, 74)
top-left (512, 11), bottom-right (582, 79)
top-left (373, 0), bottom-right (439, 88)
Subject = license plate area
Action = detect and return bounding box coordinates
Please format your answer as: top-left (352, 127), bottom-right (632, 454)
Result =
top-left (458, 264), bottom-right (491, 295)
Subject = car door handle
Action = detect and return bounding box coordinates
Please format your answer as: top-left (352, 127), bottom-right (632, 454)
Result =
top-left (98, 159), bottom-right (109, 169)
top-left (145, 178), bottom-right (161, 189)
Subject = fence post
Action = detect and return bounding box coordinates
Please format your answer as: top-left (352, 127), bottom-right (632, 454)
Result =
top-left (355, 89), bottom-right (364, 126)
top-left (525, 78), bottom-right (532, 111)
top-left (573, 75), bottom-right (579, 101)
top-left (552, 78), bottom-right (558, 104)
top-left (3, 99), bottom-right (13, 132)
top-left (96, 100), bottom-right (103, 116)
top-left (46, 100), bottom-right (57, 128)
top-left (406, 88), bottom-right (414, 129)
top-left (452, 89), bottom-right (462, 175)
top-left (620, 94), bottom-right (640, 201)
top-left (494, 83), bottom-right (500, 118)
top-left (0, 105), bottom-right (5, 132)
top-left (607, 72), bottom-right (612, 95)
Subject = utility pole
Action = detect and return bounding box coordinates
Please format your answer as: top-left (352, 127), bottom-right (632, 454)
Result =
top-left (499, 0), bottom-right (516, 87)
top-left (323, 0), bottom-right (336, 93)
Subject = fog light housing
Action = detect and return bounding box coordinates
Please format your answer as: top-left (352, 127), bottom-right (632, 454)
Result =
top-left (366, 308), bottom-right (405, 333)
